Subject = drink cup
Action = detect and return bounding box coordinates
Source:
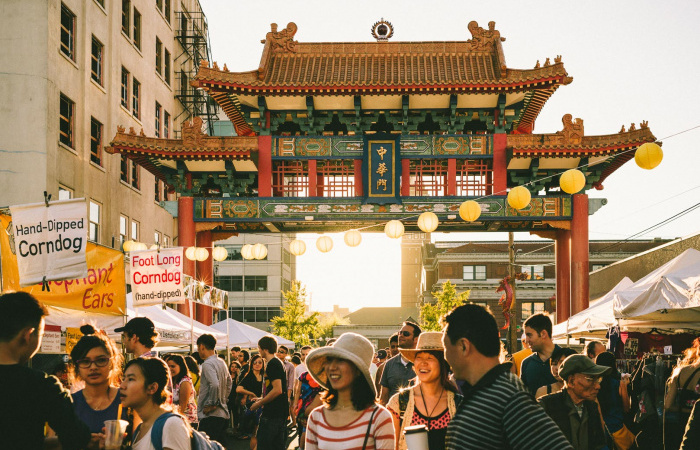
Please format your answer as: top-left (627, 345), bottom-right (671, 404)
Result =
top-left (404, 424), bottom-right (429, 450)
top-left (104, 419), bottom-right (128, 450)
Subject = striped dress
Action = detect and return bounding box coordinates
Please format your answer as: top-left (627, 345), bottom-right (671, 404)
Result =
top-left (445, 363), bottom-right (573, 450)
top-left (305, 405), bottom-right (395, 450)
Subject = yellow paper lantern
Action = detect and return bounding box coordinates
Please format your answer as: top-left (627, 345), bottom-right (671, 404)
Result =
top-left (240, 244), bottom-right (254, 260)
top-left (185, 246), bottom-right (197, 261)
top-left (459, 200), bottom-right (482, 222)
top-left (635, 142), bottom-right (663, 170)
top-left (507, 186), bottom-right (531, 210)
top-left (149, 244), bottom-right (159, 250)
top-left (212, 246), bottom-right (228, 262)
top-left (417, 212), bottom-right (439, 233)
top-left (316, 236), bottom-right (333, 253)
top-left (289, 239), bottom-right (306, 256)
top-left (344, 230), bottom-right (362, 247)
top-left (252, 243), bottom-right (268, 260)
top-left (559, 169), bottom-right (586, 194)
top-left (122, 240), bottom-right (135, 252)
top-left (384, 220), bottom-right (405, 239)
top-left (195, 247), bottom-right (209, 262)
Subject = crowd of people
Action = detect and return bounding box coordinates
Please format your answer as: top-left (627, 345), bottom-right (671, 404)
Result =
top-left (1, 290), bottom-right (700, 450)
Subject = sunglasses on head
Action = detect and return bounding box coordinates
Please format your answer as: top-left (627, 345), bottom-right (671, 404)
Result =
top-left (400, 331), bottom-right (412, 337)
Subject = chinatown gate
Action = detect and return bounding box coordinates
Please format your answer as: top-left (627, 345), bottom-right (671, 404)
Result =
top-left (107, 20), bottom-right (658, 327)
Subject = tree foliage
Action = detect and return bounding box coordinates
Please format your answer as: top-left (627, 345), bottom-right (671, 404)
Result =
top-left (420, 281), bottom-right (470, 331)
top-left (313, 313), bottom-right (350, 342)
top-left (271, 281), bottom-right (319, 346)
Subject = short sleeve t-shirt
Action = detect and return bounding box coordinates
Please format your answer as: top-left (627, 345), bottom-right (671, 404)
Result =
top-left (71, 389), bottom-right (127, 433)
top-left (262, 357), bottom-right (289, 419)
top-left (133, 416), bottom-right (191, 450)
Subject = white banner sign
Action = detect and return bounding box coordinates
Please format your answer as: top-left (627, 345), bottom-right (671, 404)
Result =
top-left (40, 325), bottom-right (62, 353)
top-left (9, 198), bottom-right (88, 286)
top-left (130, 247), bottom-right (184, 306)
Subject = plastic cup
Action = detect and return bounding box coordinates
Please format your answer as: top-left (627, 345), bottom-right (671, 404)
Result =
top-left (104, 419), bottom-right (128, 450)
top-left (404, 424), bottom-right (429, 450)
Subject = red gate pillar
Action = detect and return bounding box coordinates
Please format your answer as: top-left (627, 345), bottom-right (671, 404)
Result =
top-left (493, 134), bottom-right (507, 195)
top-left (308, 160), bottom-right (317, 197)
top-left (447, 158), bottom-right (457, 196)
top-left (555, 229), bottom-right (571, 323)
top-left (354, 160), bottom-right (363, 196)
top-left (178, 196), bottom-right (195, 316)
top-left (258, 135), bottom-right (272, 197)
top-left (195, 230), bottom-right (213, 325)
top-left (401, 159), bottom-right (411, 197)
top-left (571, 194), bottom-right (590, 315)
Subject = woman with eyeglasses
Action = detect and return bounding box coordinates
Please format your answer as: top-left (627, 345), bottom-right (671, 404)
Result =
top-left (69, 324), bottom-right (127, 433)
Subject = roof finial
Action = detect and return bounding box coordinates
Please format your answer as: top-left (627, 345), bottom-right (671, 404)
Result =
top-left (371, 19), bottom-right (394, 41)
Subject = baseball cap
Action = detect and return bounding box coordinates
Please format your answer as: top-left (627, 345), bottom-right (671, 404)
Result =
top-left (558, 354), bottom-right (612, 380)
top-left (115, 317), bottom-right (155, 335)
top-left (377, 349), bottom-right (388, 359)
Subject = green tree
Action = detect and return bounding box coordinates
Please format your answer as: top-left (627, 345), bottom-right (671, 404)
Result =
top-left (271, 281), bottom-right (319, 346)
top-left (313, 314), bottom-right (350, 343)
top-left (420, 281), bottom-right (470, 331)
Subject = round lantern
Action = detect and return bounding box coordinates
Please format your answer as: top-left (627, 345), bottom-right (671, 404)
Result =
top-left (289, 239), bottom-right (306, 256)
top-left (459, 200), bottom-right (482, 222)
top-left (344, 230), bottom-right (362, 247)
top-left (212, 246), bottom-right (228, 262)
top-left (195, 247), bottom-right (209, 262)
top-left (316, 236), bottom-right (333, 253)
top-left (185, 246), bottom-right (197, 261)
top-left (417, 212), bottom-right (439, 233)
top-left (122, 240), bottom-right (135, 252)
top-left (635, 142), bottom-right (663, 170)
top-left (133, 242), bottom-right (148, 251)
top-left (384, 220), bottom-right (405, 239)
top-left (149, 244), bottom-right (159, 250)
top-left (507, 186), bottom-right (531, 210)
top-left (559, 169), bottom-right (586, 194)
top-left (252, 243), bottom-right (268, 260)
top-left (240, 244), bottom-right (254, 260)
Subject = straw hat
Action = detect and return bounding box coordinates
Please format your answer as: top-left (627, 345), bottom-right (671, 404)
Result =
top-left (399, 331), bottom-right (445, 363)
top-left (305, 332), bottom-right (376, 396)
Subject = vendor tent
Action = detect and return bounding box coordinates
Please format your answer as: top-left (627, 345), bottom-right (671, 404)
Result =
top-left (210, 318), bottom-right (295, 348)
top-left (614, 248), bottom-right (700, 323)
top-left (552, 277), bottom-right (634, 339)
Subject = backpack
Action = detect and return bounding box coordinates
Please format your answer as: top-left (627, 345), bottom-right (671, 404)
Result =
top-left (140, 412), bottom-right (225, 450)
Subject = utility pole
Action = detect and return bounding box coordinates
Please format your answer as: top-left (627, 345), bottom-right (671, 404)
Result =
top-left (508, 232), bottom-right (518, 353)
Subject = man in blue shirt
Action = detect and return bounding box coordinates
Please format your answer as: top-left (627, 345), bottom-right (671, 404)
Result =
top-left (521, 313), bottom-right (560, 395)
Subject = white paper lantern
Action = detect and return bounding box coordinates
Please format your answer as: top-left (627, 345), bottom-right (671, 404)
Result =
top-left (133, 242), bottom-right (148, 251)
top-left (289, 239), bottom-right (306, 256)
top-left (252, 243), bottom-right (268, 260)
top-left (149, 244), bottom-right (159, 250)
top-left (122, 240), bottom-right (135, 252)
top-left (212, 246), bottom-right (228, 261)
top-left (384, 220), bottom-right (405, 239)
top-left (195, 247), bottom-right (209, 262)
top-left (241, 244), bottom-right (254, 260)
top-left (417, 212), bottom-right (439, 233)
top-left (344, 230), bottom-right (362, 247)
top-left (185, 246), bottom-right (198, 261)
top-left (316, 236), bottom-right (333, 253)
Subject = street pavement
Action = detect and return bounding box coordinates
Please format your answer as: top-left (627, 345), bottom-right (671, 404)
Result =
top-left (219, 430), bottom-right (300, 450)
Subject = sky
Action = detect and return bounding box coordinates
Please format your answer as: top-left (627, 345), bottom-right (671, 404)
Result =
top-left (199, 0), bottom-right (700, 312)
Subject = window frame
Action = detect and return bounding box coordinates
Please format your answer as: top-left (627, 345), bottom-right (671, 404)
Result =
top-left (164, 48), bottom-right (171, 85)
top-left (132, 8), bottom-right (141, 50)
top-left (121, 0), bottom-right (131, 37)
top-left (521, 265), bottom-right (545, 281)
top-left (90, 35), bottom-right (104, 85)
top-left (59, 93), bottom-right (74, 148)
top-left (244, 275), bottom-right (268, 292)
top-left (462, 265), bottom-right (487, 281)
top-left (119, 215), bottom-right (128, 244)
top-left (60, 3), bottom-right (76, 61)
top-left (155, 38), bottom-right (162, 75)
top-left (90, 117), bottom-right (103, 166)
top-left (58, 186), bottom-right (73, 200)
top-left (131, 220), bottom-right (139, 241)
top-left (132, 77), bottom-right (141, 119)
top-left (131, 161), bottom-right (140, 189)
top-left (163, 110), bottom-right (170, 138)
top-left (155, 102), bottom-right (161, 137)
top-left (89, 200), bottom-right (101, 243)
top-left (120, 67), bottom-right (130, 109)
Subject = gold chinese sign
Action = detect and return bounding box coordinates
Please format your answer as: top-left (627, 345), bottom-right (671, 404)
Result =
top-left (364, 135), bottom-right (401, 204)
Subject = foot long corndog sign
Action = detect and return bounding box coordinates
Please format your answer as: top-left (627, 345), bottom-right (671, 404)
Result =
top-left (129, 247), bottom-right (185, 306)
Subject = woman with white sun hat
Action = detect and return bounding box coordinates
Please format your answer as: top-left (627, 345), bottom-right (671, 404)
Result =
top-left (304, 332), bottom-right (395, 449)
top-left (386, 331), bottom-right (462, 450)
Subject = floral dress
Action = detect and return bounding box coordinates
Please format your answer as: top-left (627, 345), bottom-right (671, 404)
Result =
top-left (173, 375), bottom-right (198, 424)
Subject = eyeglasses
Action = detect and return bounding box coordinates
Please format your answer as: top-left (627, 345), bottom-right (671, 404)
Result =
top-left (76, 357), bottom-right (110, 369)
top-left (277, 350), bottom-right (288, 355)
top-left (399, 331), bottom-right (412, 337)
top-left (580, 375), bottom-right (603, 384)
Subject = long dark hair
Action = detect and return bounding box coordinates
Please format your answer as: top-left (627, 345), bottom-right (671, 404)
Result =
top-left (184, 355), bottom-right (200, 376)
top-left (124, 357), bottom-right (170, 405)
top-left (596, 351), bottom-right (620, 414)
top-left (320, 358), bottom-right (375, 411)
top-left (70, 325), bottom-right (123, 384)
top-left (245, 354), bottom-right (264, 379)
top-left (409, 351), bottom-right (458, 393)
top-left (165, 354), bottom-right (189, 386)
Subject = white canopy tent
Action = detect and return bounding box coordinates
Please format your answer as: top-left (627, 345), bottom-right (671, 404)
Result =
top-left (613, 248), bottom-right (700, 324)
top-left (210, 318), bottom-right (295, 349)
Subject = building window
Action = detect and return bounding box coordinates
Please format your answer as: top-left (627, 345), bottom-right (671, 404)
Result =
top-left (154, 179), bottom-right (161, 202)
top-left (133, 9), bottom-right (141, 50)
top-left (215, 275), bottom-right (243, 292)
top-left (409, 160), bottom-right (448, 196)
top-left (272, 161), bottom-right (309, 197)
top-left (521, 265), bottom-right (545, 280)
top-left (131, 220), bottom-right (139, 241)
top-left (463, 265), bottom-right (486, 280)
top-left (164, 49), bottom-right (171, 85)
top-left (318, 161), bottom-right (355, 197)
top-left (155, 38), bottom-right (162, 75)
top-left (154, 231), bottom-right (161, 246)
top-left (219, 245), bottom-right (242, 261)
top-left (164, 0), bottom-right (171, 23)
top-left (156, 0), bottom-right (163, 11)
top-left (282, 249), bottom-right (291, 266)
top-left (131, 162), bottom-right (140, 189)
top-left (119, 215), bottom-right (128, 244)
top-left (456, 160), bottom-right (492, 197)
top-left (132, 78), bottom-right (140, 119)
top-left (163, 235), bottom-right (170, 247)
top-left (179, 13), bottom-right (189, 36)
top-left (282, 278), bottom-right (291, 292)
top-left (244, 276), bottom-right (268, 292)
top-left (522, 302), bottom-right (546, 321)
top-left (155, 102), bottom-right (161, 137)
top-left (90, 117), bottom-right (103, 165)
top-left (163, 111), bottom-right (170, 138)
top-left (120, 156), bottom-right (129, 182)
top-left (59, 93), bottom-right (74, 148)
top-left (90, 36), bottom-right (103, 85)
top-left (179, 72), bottom-right (188, 96)
top-left (121, 0), bottom-right (130, 37)
top-left (592, 264), bottom-right (607, 271)
top-left (226, 306), bottom-right (281, 323)
top-left (58, 186), bottom-right (73, 200)
top-left (60, 3), bottom-right (76, 60)
top-left (89, 200), bottom-right (101, 242)
top-left (121, 67), bottom-right (129, 108)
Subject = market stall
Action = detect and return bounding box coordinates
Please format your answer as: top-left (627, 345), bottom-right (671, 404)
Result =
top-left (210, 317), bottom-right (295, 349)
